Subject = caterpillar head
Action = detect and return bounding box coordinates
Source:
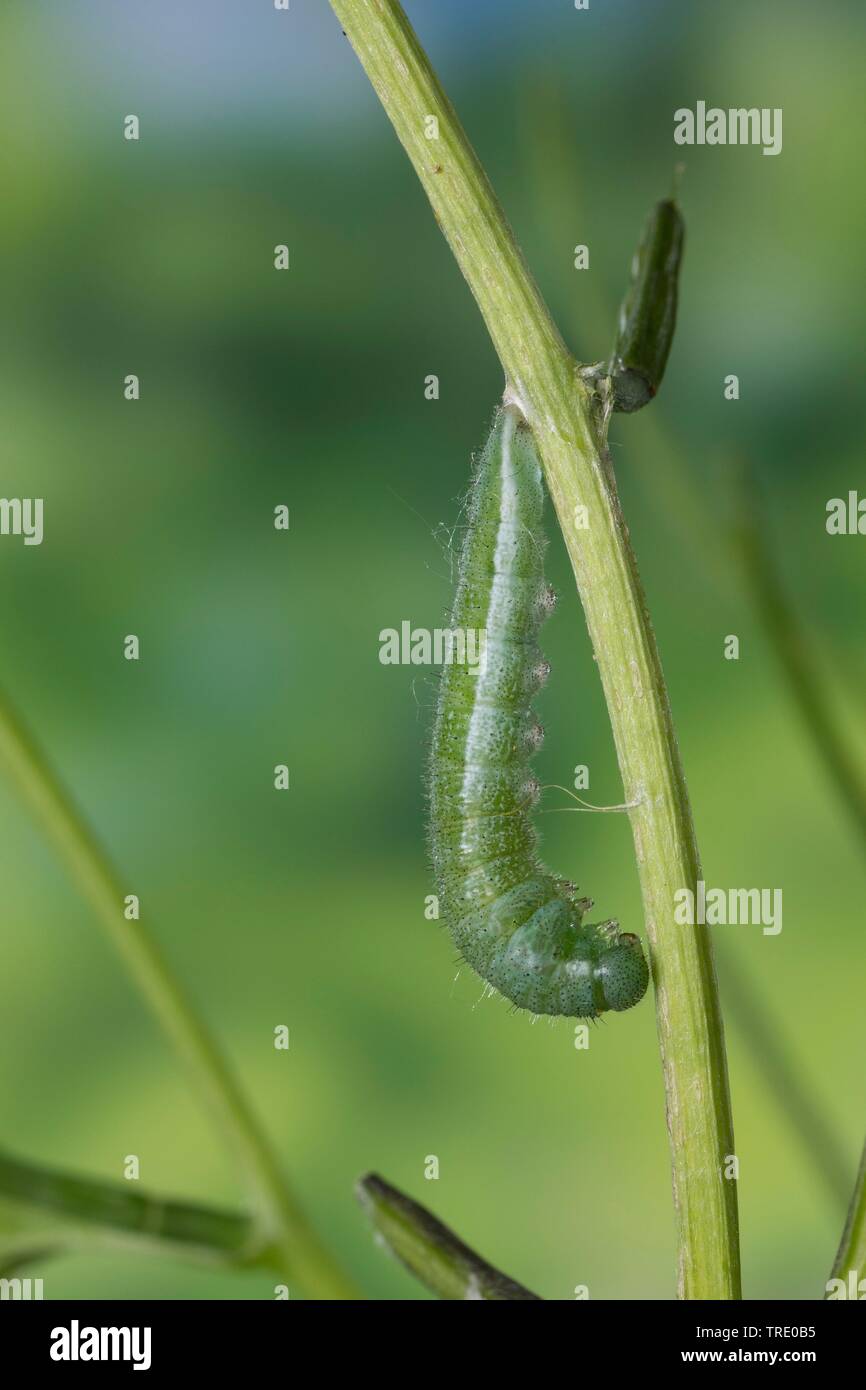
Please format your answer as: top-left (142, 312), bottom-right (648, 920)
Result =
top-left (594, 931), bottom-right (650, 1013)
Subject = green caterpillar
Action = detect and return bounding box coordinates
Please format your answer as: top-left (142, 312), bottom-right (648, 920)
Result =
top-left (428, 406), bottom-right (649, 1019)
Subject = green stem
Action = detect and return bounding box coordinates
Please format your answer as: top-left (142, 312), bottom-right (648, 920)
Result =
top-left (0, 1150), bottom-right (272, 1274)
top-left (330, 0), bottom-right (740, 1299)
top-left (828, 1137), bottom-right (866, 1296)
top-left (357, 1174), bottom-right (540, 1300)
top-left (516, 75), bottom-right (719, 555)
top-left (0, 694), bottom-right (358, 1300)
top-left (520, 87), bottom-right (850, 1214)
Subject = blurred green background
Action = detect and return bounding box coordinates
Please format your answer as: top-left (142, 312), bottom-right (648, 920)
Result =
top-left (1, 0), bottom-right (864, 1300)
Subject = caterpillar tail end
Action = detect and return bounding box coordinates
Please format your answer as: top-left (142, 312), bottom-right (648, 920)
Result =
top-left (594, 929), bottom-right (650, 1013)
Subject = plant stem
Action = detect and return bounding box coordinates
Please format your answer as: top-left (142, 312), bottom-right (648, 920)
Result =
top-left (0, 694), bottom-right (358, 1300)
top-left (0, 1149), bottom-right (272, 1274)
top-left (521, 87), bottom-right (851, 1212)
top-left (357, 1174), bottom-right (540, 1300)
top-left (828, 1137), bottom-right (866, 1295)
top-left (331, 0), bottom-right (740, 1298)
top-left (517, 77), bottom-right (732, 593)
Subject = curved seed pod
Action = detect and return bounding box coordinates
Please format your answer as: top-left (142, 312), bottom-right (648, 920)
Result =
top-left (609, 198), bottom-right (685, 414)
top-left (428, 406), bottom-right (649, 1019)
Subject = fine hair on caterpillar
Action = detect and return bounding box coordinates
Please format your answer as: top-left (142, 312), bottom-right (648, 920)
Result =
top-left (537, 784), bottom-right (642, 815)
top-left (428, 406), bottom-right (650, 1020)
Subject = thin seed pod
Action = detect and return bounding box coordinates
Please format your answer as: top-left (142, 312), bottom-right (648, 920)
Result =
top-left (428, 406), bottom-right (649, 1019)
top-left (609, 198), bottom-right (685, 414)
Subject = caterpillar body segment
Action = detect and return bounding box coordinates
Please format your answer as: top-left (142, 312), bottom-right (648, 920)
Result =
top-left (428, 406), bottom-right (649, 1019)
